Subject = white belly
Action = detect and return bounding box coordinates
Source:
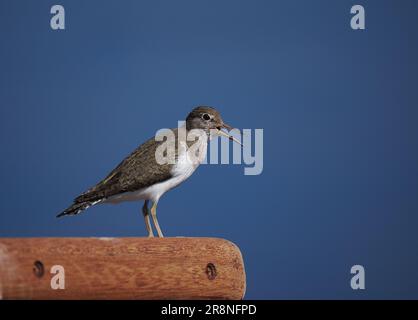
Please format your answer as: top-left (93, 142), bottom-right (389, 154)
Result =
top-left (105, 139), bottom-right (207, 204)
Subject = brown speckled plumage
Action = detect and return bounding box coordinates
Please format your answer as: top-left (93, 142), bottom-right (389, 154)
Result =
top-left (58, 132), bottom-right (177, 217)
top-left (77, 137), bottom-right (173, 202)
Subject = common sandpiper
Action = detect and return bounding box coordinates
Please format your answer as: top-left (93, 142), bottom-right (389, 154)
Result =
top-left (58, 106), bottom-right (242, 237)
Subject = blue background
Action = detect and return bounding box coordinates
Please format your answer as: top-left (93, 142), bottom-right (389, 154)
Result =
top-left (1, 0), bottom-right (418, 299)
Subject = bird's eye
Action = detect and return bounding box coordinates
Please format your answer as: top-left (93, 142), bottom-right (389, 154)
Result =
top-left (202, 113), bottom-right (211, 121)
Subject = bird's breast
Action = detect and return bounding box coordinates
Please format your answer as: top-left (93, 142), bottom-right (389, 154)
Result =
top-left (171, 139), bottom-right (207, 179)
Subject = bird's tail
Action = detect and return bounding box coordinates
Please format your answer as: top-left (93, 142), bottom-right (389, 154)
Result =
top-left (57, 201), bottom-right (97, 218)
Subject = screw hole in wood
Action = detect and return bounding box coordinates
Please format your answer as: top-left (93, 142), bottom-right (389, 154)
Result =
top-left (33, 260), bottom-right (44, 278)
top-left (206, 262), bottom-right (217, 280)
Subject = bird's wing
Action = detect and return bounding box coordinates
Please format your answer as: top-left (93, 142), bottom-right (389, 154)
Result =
top-left (74, 135), bottom-right (176, 203)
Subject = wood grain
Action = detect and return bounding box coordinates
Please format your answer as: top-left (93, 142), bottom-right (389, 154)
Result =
top-left (0, 237), bottom-right (246, 300)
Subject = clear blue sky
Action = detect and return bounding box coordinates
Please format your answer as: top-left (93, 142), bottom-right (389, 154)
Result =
top-left (1, 0), bottom-right (418, 299)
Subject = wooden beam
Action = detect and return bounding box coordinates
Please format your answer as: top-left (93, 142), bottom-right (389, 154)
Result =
top-left (0, 237), bottom-right (246, 300)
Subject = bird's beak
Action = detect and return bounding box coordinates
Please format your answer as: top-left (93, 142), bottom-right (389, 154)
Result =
top-left (216, 123), bottom-right (243, 147)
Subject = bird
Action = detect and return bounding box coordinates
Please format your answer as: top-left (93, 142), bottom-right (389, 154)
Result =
top-left (57, 106), bottom-right (242, 237)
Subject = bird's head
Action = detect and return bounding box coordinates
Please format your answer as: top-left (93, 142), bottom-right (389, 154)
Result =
top-left (185, 106), bottom-right (242, 145)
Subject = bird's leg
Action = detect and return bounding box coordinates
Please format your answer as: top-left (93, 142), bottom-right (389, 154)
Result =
top-left (142, 200), bottom-right (154, 238)
top-left (150, 200), bottom-right (164, 238)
